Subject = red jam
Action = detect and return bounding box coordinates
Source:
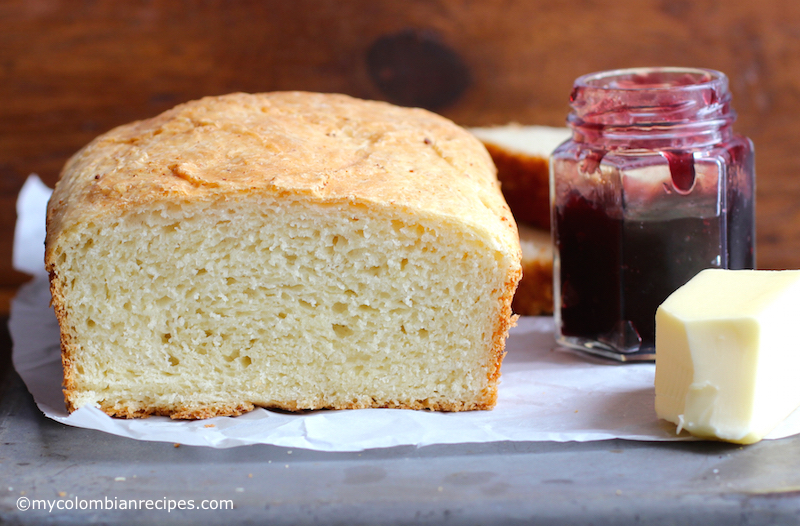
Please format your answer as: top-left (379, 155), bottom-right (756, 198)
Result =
top-left (551, 68), bottom-right (755, 361)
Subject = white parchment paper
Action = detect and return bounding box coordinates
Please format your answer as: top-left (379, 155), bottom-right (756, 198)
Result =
top-left (10, 175), bottom-right (800, 450)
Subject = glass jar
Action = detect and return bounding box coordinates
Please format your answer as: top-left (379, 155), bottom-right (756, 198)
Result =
top-left (550, 67), bottom-right (755, 361)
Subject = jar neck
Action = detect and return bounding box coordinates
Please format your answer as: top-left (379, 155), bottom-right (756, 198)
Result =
top-left (567, 67), bottom-right (736, 149)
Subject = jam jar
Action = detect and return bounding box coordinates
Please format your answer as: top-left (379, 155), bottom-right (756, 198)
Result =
top-left (550, 67), bottom-right (755, 361)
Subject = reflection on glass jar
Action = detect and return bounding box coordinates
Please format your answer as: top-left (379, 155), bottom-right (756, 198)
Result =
top-left (550, 67), bottom-right (755, 361)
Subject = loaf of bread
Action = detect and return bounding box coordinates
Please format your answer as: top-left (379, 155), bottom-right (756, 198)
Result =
top-left (45, 92), bottom-right (521, 418)
top-left (470, 124), bottom-right (569, 316)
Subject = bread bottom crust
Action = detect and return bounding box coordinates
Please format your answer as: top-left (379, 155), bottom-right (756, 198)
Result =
top-left (65, 392), bottom-right (499, 419)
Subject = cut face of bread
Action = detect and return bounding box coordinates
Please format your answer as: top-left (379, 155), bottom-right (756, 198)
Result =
top-left (50, 196), bottom-right (512, 417)
top-left (46, 92), bottom-right (521, 418)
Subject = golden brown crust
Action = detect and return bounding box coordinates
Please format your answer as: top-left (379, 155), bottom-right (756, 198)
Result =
top-left (48, 92), bottom-right (521, 418)
top-left (50, 270), bottom-right (79, 407)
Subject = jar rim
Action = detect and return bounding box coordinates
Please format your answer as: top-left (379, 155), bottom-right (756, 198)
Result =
top-left (575, 67), bottom-right (727, 92)
top-left (568, 67), bottom-right (735, 137)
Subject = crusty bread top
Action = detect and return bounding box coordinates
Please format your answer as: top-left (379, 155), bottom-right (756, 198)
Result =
top-left (45, 91), bottom-right (519, 266)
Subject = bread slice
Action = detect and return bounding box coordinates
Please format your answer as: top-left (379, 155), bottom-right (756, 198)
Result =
top-left (470, 124), bottom-right (570, 230)
top-left (514, 224), bottom-right (553, 316)
top-left (45, 92), bottom-right (521, 418)
top-left (470, 124), bottom-right (569, 316)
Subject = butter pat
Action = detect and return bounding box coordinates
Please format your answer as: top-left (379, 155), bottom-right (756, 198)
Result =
top-left (655, 269), bottom-right (800, 444)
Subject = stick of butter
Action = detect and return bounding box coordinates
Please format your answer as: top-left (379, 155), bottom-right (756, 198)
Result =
top-left (655, 268), bottom-right (800, 444)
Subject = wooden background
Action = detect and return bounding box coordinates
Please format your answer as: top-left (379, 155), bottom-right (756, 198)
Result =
top-left (2, 0), bottom-right (800, 315)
